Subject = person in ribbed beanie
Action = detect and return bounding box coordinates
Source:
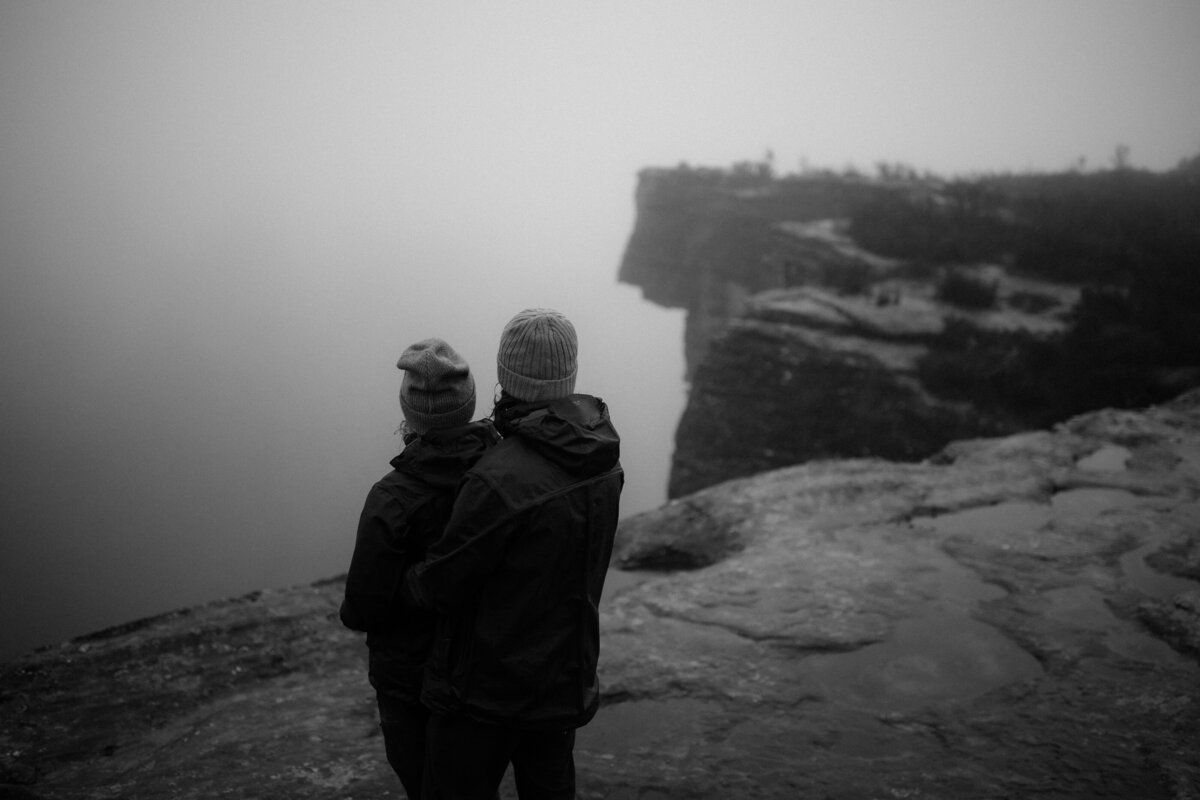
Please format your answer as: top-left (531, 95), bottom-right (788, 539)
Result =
top-left (496, 308), bottom-right (578, 401)
top-left (397, 338), bottom-right (476, 434)
top-left (404, 308), bottom-right (623, 800)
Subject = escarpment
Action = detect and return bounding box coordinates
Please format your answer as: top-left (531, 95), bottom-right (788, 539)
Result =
top-left (619, 165), bottom-right (1200, 498)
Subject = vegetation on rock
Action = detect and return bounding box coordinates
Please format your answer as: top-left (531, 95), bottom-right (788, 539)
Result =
top-left (621, 156), bottom-right (1200, 496)
top-left (849, 164), bottom-right (1200, 424)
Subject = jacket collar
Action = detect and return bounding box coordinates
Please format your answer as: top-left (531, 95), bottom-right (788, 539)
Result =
top-left (492, 393), bottom-right (620, 475)
top-left (390, 419), bottom-right (499, 482)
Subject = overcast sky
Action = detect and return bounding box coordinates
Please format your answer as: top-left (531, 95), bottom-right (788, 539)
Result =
top-left (2, 1), bottom-right (1198, 659)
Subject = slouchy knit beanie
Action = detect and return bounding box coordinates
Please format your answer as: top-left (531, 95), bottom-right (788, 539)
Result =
top-left (496, 308), bottom-right (578, 401)
top-left (396, 338), bottom-right (476, 434)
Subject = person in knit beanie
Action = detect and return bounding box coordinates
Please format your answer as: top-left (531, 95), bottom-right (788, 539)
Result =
top-left (405, 308), bottom-right (624, 800)
top-left (496, 308), bottom-right (578, 402)
top-left (341, 336), bottom-right (498, 800)
top-left (397, 337), bottom-right (477, 434)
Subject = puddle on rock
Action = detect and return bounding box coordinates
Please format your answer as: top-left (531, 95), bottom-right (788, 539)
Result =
top-left (1120, 538), bottom-right (1199, 600)
top-left (794, 612), bottom-right (1043, 714)
top-left (1122, 499), bottom-right (1200, 600)
top-left (922, 501), bottom-right (1050, 538)
top-left (923, 487), bottom-right (1140, 541)
top-left (1050, 487), bottom-right (1138, 520)
top-left (1042, 585), bottom-right (1190, 665)
top-left (1042, 584), bottom-right (1112, 628)
top-left (1075, 445), bottom-right (1131, 472)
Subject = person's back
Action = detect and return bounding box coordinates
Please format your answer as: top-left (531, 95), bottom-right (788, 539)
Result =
top-left (407, 309), bottom-right (624, 799)
top-left (416, 393), bottom-right (622, 726)
top-left (341, 419), bottom-right (497, 698)
top-left (340, 337), bottom-right (497, 800)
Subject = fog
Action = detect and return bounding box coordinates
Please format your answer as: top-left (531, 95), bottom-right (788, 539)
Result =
top-left (2, 2), bottom-right (1198, 661)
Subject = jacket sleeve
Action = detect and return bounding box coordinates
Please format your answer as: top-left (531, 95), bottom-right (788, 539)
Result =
top-left (340, 485), bottom-right (416, 632)
top-left (406, 472), bottom-right (513, 613)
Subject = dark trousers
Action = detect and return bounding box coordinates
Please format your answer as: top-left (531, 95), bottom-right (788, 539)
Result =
top-left (424, 710), bottom-right (576, 800)
top-left (377, 694), bottom-right (429, 800)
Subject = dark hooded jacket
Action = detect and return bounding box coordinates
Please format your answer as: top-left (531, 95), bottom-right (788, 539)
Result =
top-left (340, 420), bottom-right (498, 702)
top-left (407, 394), bottom-right (623, 729)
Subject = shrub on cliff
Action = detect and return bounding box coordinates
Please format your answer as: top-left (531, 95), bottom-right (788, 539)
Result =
top-left (820, 259), bottom-right (874, 296)
top-left (859, 163), bottom-right (1200, 424)
top-left (919, 285), bottom-right (1191, 429)
top-left (936, 269), bottom-right (998, 310)
top-left (849, 165), bottom-right (1200, 284)
top-left (918, 318), bottom-right (1067, 425)
top-left (846, 181), bottom-right (1009, 263)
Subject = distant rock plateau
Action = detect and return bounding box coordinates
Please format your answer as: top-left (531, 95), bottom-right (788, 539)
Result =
top-left (3, 390), bottom-right (1199, 799)
top-left (618, 165), bottom-right (1200, 498)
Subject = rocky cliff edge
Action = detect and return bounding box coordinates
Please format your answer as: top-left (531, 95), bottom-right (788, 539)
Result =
top-left (3, 391), bottom-right (1199, 799)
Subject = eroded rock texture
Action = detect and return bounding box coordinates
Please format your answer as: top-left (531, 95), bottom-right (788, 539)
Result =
top-left (618, 169), bottom-right (1093, 498)
top-left (3, 392), bottom-right (1199, 799)
top-left (598, 390), bottom-right (1200, 798)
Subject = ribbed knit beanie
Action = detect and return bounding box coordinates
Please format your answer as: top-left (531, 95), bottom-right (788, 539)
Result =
top-left (396, 338), bottom-right (476, 434)
top-left (496, 308), bottom-right (578, 401)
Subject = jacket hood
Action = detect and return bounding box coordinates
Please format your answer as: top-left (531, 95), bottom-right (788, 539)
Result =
top-left (496, 394), bottom-right (620, 476)
top-left (390, 419), bottom-right (499, 490)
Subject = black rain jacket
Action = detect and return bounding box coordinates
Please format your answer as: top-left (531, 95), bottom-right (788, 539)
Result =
top-left (340, 420), bottom-right (498, 702)
top-left (407, 394), bottom-right (623, 729)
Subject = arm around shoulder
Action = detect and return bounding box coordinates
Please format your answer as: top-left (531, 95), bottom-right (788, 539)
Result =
top-left (407, 472), bottom-right (512, 613)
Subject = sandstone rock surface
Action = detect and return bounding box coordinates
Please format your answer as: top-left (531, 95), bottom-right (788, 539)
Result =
top-left (3, 392), bottom-right (1199, 799)
top-left (602, 390), bottom-right (1200, 798)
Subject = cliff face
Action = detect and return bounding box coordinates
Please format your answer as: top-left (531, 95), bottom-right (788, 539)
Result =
top-left (3, 391), bottom-right (1199, 799)
top-left (620, 169), bottom-right (1082, 498)
top-left (618, 169), bottom-right (884, 379)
